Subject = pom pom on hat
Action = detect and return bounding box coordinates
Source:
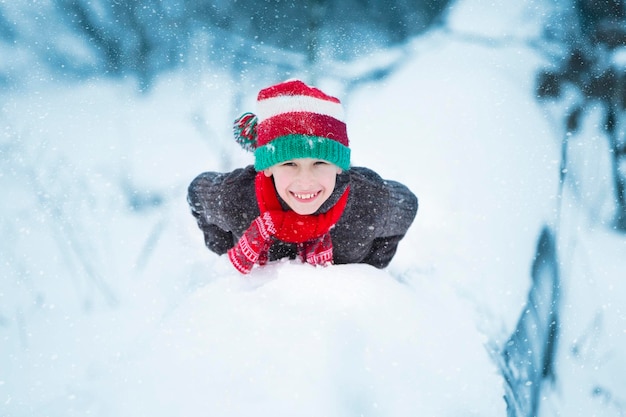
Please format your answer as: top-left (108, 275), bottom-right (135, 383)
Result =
top-left (232, 79), bottom-right (351, 171)
top-left (233, 112), bottom-right (258, 152)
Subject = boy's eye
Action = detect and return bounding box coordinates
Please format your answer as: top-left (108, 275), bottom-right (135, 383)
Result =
top-left (281, 162), bottom-right (296, 167)
top-left (314, 161), bottom-right (328, 166)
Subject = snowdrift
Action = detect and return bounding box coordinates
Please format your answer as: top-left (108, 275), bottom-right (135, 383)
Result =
top-left (87, 261), bottom-right (505, 417)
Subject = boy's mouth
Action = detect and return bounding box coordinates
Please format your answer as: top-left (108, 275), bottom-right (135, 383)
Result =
top-left (291, 191), bottom-right (321, 202)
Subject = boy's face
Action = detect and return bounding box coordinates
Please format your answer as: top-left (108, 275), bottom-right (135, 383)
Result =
top-left (264, 158), bottom-right (342, 215)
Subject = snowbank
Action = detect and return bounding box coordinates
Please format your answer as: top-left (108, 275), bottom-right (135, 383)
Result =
top-left (85, 261), bottom-right (504, 417)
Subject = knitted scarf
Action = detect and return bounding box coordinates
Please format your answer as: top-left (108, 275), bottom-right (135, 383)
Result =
top-left (227, 172), bottom-right (349, 274)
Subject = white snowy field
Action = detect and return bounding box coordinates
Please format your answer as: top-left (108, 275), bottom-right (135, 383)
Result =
top-left (1, 1), bottom-right (626, 416)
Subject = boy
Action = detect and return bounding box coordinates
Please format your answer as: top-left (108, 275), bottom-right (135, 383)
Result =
top-left (187, 79), bottom-right (417, 274)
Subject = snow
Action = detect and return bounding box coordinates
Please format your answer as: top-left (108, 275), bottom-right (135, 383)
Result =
top-left (2, 1), bottom-right (626, 416)
top-left (84, 261), bottom-right (502, 416)
top-left (550, 227), bottom-right (626, 417)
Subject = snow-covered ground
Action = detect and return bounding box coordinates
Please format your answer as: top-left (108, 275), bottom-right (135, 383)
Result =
top-left (1, 1), bottom-right (625, 416)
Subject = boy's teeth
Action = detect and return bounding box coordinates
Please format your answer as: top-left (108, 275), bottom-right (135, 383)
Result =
top-left (295, 192), bottom-right (316, 199)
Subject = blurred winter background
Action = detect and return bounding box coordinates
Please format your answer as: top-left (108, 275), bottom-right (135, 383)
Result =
top-left (1, 0), bottom-right (626, 416)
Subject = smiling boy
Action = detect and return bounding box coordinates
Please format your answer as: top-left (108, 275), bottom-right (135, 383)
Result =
top-left (187, 79), bottom-right (418, 274)
top-left (264, 158), bottom-right (341, 215)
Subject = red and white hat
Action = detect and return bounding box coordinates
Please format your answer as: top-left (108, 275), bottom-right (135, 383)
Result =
top-left (233, 79), bottom-right (351, 171)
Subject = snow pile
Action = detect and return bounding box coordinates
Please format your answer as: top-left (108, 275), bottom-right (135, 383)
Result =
top-left (85, 261), bottom-right (503, 416)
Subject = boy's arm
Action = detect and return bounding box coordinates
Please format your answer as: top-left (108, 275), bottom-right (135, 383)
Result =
top-left (187, 171), bottom-right (237, 255)
top-left (364, 177), bottom-right (418, 268)
top-left (188, 203), bottom-right (234, 255)
top-left (384, 179), bottom-right (418, 235)
top-left (360, 235), bottom-right (406, 268)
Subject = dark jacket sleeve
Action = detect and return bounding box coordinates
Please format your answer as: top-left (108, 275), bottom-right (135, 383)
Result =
top-left (366, 179), bottom-right (418, 268)
top-left (381, 179), bottom-right (419, 238)
top-left (187, 167), bottom-right (258, 255)
top-left (333, 167), bottom-right (418, 269)
top-left (360, 235), bottom-right (407, 269)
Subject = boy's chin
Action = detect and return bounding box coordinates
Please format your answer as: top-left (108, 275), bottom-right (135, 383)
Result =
top-left (286, 199), bottom-right (325, 215)
top-left (289, 204), bottom-right (321, 215)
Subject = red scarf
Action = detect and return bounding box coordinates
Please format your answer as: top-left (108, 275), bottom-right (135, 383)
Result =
top-left (227, 172), bottom-right (349, 273)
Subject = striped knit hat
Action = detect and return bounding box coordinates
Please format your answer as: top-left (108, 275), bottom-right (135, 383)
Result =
top-left (233, 79), bottom-right (351, 171)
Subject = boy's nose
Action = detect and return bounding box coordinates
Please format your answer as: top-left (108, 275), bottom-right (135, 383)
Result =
top-left (296, 169), bottom-right (316, 185)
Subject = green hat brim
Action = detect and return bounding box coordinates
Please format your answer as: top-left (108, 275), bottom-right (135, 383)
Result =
top-left (254, 134), bottom-right (351, 171)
